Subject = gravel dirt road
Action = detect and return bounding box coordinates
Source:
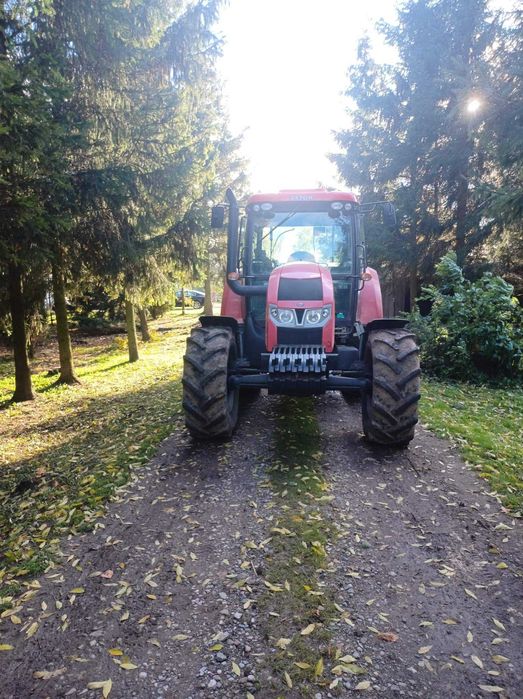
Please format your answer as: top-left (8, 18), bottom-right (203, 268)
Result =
top-left (1, 393), bottom-right (522, 699)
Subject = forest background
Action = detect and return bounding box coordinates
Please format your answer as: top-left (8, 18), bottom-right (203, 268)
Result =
top-left (0, 0), bottom-right (522, 402)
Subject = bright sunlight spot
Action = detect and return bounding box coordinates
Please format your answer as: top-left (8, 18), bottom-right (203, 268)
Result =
top-left (466, 97), bottom-right (482, 114)
top-left (217, 0), bottom-right (397, 192)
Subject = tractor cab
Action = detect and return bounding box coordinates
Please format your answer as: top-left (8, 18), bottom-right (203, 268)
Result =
top-left (182, 188), bottom-right (420, 447)
top-left (243, 191), bottom-right (364, 355)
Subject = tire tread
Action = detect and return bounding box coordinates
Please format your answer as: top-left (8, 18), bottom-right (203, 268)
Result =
top-left (362, 328), bottom-right (421, 446)
top-left (182, 327), bottom-right (239, 439)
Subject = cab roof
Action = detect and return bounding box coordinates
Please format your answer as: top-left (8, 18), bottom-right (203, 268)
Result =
top-left (247, 188), bottom-right (358, 205)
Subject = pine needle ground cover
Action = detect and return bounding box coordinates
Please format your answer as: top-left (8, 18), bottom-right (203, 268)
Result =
top-left (0, 311), bottom-right (199, 598)
top-left (420, 379), bottom-right (523, 513)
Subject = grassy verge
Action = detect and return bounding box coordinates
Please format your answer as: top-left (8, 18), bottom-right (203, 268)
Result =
top-left (420, 378), bottom-right (523, 514)
top-left (260, 397), bottom-right (342, 696)
top-left (0, 310), bottom-right (199, 602)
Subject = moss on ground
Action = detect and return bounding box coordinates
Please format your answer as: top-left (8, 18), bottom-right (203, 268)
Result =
top-left (259, 397), bottom-right (341, 696)
top-left (420, 378), bottom-right (523, 514)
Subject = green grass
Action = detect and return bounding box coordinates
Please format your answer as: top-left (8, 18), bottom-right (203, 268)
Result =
top-left (420, 378), bottom-right (523, 514)
top-left (0, 310), bottom-right (200, 601)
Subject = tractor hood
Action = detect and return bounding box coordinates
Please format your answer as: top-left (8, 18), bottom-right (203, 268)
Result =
top-left (265, 262), bottom-right (335, 352)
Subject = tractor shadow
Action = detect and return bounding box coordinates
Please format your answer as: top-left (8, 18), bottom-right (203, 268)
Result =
top-left (316, 392), bottom-right (425, 478)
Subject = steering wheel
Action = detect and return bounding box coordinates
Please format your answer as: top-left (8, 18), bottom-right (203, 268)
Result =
top-left (288, 250), bottom-right (315, 262)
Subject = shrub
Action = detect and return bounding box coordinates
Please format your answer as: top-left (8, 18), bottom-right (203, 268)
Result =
top-left (409, 253), bottom-right (523, 381)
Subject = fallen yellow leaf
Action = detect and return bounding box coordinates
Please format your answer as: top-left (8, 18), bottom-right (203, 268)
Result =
top-left (26, 622), bottom-right (38, 638)
top-left (87, 679), bottom-right (112, 698)
top-left (471, 655), bottom-right (483, 669)
top-left (478, 685), bottom-right (505, 694)
top-left (232, 661), bottom-right (241, 676)
top-left (276, 637), bottom-right (291, 649)
top-left (314, 657), bottom-right (324, 677)
top-left (33, 668), bottom-right (66, 680)
top-left (120, 661), bottom-right (138, 670)
top-left (492, 655), bottom-right (509, 664)
top-left (356, 680), bottom-right (371, 690)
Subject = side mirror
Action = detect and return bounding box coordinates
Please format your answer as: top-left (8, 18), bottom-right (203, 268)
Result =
top-left (382, 202), bottom-right (397, 228)
top-left (211, 205), bottom-right (225, 229)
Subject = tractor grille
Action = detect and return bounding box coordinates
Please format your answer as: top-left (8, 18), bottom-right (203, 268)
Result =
top-left (268, 345), bottom-right (326, 374)
top-left (277, 327), bottom-right (322, 345)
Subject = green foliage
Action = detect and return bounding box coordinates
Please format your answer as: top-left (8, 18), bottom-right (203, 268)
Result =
top-left (409, 253), bottom-right (523, 381)
top-left (333, 0), bottom-right (523, 307)
top-left (1, 0), bottom-right (244, 395)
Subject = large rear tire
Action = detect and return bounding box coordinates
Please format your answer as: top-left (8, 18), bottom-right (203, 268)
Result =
top-left (362, 328), bottom-right (421, 446)
top-left (182, 326), bottom-right (239, 439)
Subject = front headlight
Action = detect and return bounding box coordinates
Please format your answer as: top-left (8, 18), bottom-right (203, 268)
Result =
top-left (305, 309), bottom-right (321, 324)
top-left (269, 304), bottom-right (296, 326)
top-left (279, 309), bottom-right (295, 324)
top-left (269, 304), bottom-right (331, 327)
top-left (304, 305), bottom-right (331, 326)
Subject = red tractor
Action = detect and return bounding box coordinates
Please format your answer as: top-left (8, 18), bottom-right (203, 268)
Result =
top-left (182, 188), bottom-right (420, 446)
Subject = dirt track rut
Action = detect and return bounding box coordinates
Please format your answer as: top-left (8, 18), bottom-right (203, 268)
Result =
top-left (1, 393), bottom-right (522, 699)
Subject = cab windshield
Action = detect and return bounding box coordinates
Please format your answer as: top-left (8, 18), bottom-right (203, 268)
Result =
top-left (253, 212), bottom-right (353, 272)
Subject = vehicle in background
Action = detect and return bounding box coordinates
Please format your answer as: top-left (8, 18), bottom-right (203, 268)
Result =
top-left (175, 289), bottom-right (205, 309)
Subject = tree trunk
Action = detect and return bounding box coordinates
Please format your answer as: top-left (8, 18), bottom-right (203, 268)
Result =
top-left (204, 275), bottom-right (213, 316)
top-left (8, 263), bottom-right (35, 402)
top-left (455, 171), bottom-right (468, 267)
top-left (52, 260), bottom-right (80, 384)
top-left (408, 166), bottom-right (418, 312)
top-left (125, 298), bottom-right (139, 362)
top-left (393, 269), bottom-right (408, 316)
top-left (181, 286), bottom-right (186, 316)
top-left (409, 267), bottom-right (418, 312)
top-left (138, 307), bottom-right (151, 342)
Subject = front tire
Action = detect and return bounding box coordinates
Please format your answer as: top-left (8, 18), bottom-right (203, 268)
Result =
top-left (362, 328), bottom-right (421, 446)
top-left (182, 327), bottom-right (239, 439)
